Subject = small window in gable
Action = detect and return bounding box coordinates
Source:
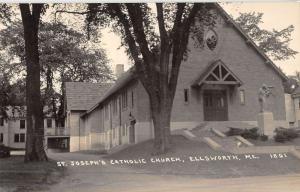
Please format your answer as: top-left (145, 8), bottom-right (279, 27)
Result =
top-left (205, 29), bottom-right (218, 51)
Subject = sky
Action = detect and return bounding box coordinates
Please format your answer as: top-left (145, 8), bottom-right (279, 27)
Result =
top-left (100, 2), bottom-right (300, 76)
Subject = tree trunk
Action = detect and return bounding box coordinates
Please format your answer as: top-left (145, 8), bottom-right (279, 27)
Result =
top-left (148, 77), bottom-right (173, 154)
top-left (151, 99), bottom-right (172, 154)
top-left (20, 4), bottom-right (47, 162)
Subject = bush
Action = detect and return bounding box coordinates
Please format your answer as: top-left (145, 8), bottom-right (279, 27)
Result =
top-left (274, 127), bottom-right (299, 143)
top-left (225, 127), bottom-right (259, 140)
top-left (225, 128), bottom-right (244, 136)
top-left (241, 128), bottom-right (259, 140)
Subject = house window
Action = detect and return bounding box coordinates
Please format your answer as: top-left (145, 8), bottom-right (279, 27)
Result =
top-left (20, 120), bottom-right (25, 129)
top-left (121, 91), bottom-right (128, 109)
top-left (15, 133), bottom-right (25, 143)
top-left (14, 134), bottom-right (19, 142)
top-left (20, 133), bottom-right (25, 142)
top-left (47, 119), bottom-right (52, 128)
top-left (0, 133), bottom-right (3, 143)
top-left (0, 118), bottom-right (3, 126)
top-left (240, 90), bottom-right (245, 105)
top-left (184, 89), bottom-right (189, 103)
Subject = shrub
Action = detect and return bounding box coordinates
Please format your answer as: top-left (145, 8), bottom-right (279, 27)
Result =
top-left (225, 128), bottom-right (244, 136)
top-left (274, 127), bottom-right (299, 143)
top-left (241, 128), bottom-right (259, 140)
top-left (225, 127), bottom-right (259, 140)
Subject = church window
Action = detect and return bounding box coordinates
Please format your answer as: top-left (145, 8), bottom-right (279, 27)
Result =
top-left (184, 89), bottom-right (189, 103)
top-left (240, 90), bottom-right (245, 105)
top-left (121, 91), bottom-right (128, 109)
top-left (205, 29), bottom-right (218, 50)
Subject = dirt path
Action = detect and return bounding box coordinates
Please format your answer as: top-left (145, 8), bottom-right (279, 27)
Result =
top-left (47, 152), bottom-right (300, 192)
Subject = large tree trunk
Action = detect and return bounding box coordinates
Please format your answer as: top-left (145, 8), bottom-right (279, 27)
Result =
top-left (151, 101), bottom-right (172, 153)
top-left (20, 4), bottom-right (47, 162)
top-left (148, 64), bottom-right (174, 154)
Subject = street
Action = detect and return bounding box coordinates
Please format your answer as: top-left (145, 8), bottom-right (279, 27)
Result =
top-left (47, 152), bottom-right (300, 192)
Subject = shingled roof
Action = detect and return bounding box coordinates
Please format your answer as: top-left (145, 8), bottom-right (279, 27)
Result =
top-left (65, 82), bottom-right (112, 111)
top-left (82, 68), bottom-right (136, 116)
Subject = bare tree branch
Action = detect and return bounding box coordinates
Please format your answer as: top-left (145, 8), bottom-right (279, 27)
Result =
top-left (169, 3), bottom-right (201, 94)
top-left (126, 3), bottom-right (153, 65)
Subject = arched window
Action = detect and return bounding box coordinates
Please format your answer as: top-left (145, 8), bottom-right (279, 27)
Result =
top-left (205, 29), bottom-right (218, 50)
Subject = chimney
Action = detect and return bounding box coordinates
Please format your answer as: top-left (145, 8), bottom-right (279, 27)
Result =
top-left (115, 64), bottom-right (124, 78)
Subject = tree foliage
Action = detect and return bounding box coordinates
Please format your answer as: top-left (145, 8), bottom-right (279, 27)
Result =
top-left (0, 21), bottom-right (112, 83)
top-left (235, 12), bottom-right (298, 61)
top-left (0, 20), bottom-right (113, 119)
top-left (0, 4), bottom-right (13, 25)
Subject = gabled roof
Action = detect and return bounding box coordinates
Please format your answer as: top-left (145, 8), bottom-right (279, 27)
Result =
top-left (65, 82), bottom-right (112, 111)
top-left (192, 59), bottom-right (243, 87)
top-left (82, 68), bottom-right (136, 116)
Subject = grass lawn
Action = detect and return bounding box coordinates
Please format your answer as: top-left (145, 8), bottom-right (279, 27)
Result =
top-left (249, 137), bottom-right (300, 147)
top-left (105, 135), bottom-right (300, 178)
top-left (0, 156), bottom-right (65, 192)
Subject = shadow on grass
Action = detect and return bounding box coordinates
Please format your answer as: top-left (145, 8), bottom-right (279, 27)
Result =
top-left (0, 156), bottom-right (66, 192)
top-left (103, 135), bottom-right (300, 178)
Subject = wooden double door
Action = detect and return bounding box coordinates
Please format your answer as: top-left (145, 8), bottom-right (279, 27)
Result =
top-left (203, 90), bottom-right (228, 121)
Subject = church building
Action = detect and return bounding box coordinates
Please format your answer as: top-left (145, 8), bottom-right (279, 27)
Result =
top-left (64, 4), bottom-right (291, 152)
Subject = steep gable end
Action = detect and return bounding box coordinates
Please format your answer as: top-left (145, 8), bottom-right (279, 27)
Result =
top-left (214, 3), bottom-right (288, 82)
top-left (65, 82), bottom-right (112, 111)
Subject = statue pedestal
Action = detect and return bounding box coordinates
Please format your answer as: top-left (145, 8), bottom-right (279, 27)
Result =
top-left (258, 112), bottom-right (275, 136)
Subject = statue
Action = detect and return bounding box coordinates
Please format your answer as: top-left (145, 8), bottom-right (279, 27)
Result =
top-left (258, 84), bottom-right (273, 112)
